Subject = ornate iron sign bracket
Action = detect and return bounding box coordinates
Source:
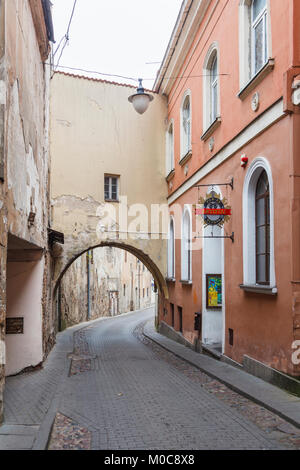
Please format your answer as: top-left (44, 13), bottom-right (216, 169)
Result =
top-left (194, 177), bottom-right (234, 191)
top-left (195, 232), bottom-right (234, 243)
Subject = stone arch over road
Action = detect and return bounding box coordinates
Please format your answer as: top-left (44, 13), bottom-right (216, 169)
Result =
top-left (53, 240), bottom-right (168, 299)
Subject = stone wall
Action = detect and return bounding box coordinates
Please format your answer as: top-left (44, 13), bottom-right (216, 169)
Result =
top-left (59, 247), bottom-right (155, 329)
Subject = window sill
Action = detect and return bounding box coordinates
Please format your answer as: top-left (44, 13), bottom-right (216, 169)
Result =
top-left (180, 279), bottom-right (192, 285)
top-left (166, 277), bottom-right (176, 283)
top-left (166, 170), bottom-right (175, 182)
top-left (201, 117), bottom-right (222, 142)
top-left (239, 284), bottom-right (277, 295)
top-left (179, 150), bottom-right (192, 166)
top-left (104, 199), bottom-right (120, 203)
top-left (238, 59), bottom-right (275, 101)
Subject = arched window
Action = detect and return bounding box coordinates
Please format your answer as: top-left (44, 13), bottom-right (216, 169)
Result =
top-left (166, 121), bottom-right (174, 176)
top-left (180, 92), bottom-right (191, 158)
top-left (242, 158), bottom-right (276, 291)
top-left (167, 217), bottom-right (175, 279)
top-left (181, 207), bottom-right (192, 281)
top-left (255, 170), bottom-right (270, 284)
top-left (203, 45), bottom-right (220, 133)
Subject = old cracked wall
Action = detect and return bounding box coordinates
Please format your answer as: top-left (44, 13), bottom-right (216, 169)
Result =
top-left (50, 73), bottom-right (168, 292)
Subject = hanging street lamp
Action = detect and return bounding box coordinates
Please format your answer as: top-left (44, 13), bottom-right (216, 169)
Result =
top-left (128, 79), bottom-right (154, 114)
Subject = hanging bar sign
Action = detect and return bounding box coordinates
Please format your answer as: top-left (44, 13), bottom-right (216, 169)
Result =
top-left (194, 190), bottom-right (232, 227)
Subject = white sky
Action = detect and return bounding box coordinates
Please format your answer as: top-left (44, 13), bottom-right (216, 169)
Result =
top-left (51, 0), bottom-right (183, 89)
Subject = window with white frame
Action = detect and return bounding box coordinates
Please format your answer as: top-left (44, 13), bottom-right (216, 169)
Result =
top-left (239, 0), bottom-right (270, 88)
top-left (104, 175), bottom-right (119, 201)
top-left (167, 217), bottom-right (175, 279)
top-left (166, 121), bottom-right (174, 176)
top-left (181, 92), bottom-right (191, 158)
top-left (251, 0), bottom-right (268, 76)
top-left (181, 207), bottom-right (192, 281)
top-left (242, 158), bottom-right (275, 289)
top-left (210, 53), bottom-right (218, 124)
top-left (203, 44), bottom-right (220, 133)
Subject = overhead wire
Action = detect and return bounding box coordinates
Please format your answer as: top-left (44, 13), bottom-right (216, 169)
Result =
top-left (50, 64), bottom-right (229, 85)
top-left (52, 0), bottom-right (78, 76)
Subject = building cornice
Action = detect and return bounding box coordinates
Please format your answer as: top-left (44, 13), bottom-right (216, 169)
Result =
top-left (154, 0), bottom-right (211, 95)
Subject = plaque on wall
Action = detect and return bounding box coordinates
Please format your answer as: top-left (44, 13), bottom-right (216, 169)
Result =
top-left (6, 317), bottom-right (24, 334)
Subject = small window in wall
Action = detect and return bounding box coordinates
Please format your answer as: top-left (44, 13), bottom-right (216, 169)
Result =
top-left (147, 287), bottom-right (149, 297)
top-left (255, 170), bottom-right (270, 285)
top-left (104, 175), bottom-right (119, 201)
top-left (123, 284), bottom-right (126, 296)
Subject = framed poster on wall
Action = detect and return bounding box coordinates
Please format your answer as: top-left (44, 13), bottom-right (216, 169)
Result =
top-left (206, 274), bottom-right (222, 309)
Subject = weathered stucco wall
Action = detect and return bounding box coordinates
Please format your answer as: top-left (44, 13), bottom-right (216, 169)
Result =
top-left (59, 247), bottom-right (155, 329)
top-left (0, 0), bottom-right (52, 420)
top-left (50, 73), bottom-right (168, 295)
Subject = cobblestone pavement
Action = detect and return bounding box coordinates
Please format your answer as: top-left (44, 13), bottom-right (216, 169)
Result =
top-left (48, 309), bottom-right (296, 450)
top-left (134, 320), bottom-right (300, 450)
top-left (2, 308), bottom-right (300, 450)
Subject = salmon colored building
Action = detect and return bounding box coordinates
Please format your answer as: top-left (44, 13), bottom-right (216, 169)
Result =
top-left (155, 0), bottom-right (300, 379)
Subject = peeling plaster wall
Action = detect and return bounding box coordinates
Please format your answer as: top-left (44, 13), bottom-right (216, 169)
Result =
top-left (50, 74), bottom-right (168, 291)
top-left (59, 247), bottom-right (155, 329)
top-left (0, 0), bottom-right (52, 422)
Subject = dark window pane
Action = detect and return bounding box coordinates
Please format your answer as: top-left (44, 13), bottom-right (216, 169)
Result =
top-left (256, 226), bottom-right (266, 254)
top-left (257, 254), bottom-right (267, 283)
top-left (256, 197), bottom-right (265, 226)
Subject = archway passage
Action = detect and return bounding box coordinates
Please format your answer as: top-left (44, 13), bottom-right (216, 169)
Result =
top-left (54, 243), bottom-right (168, 332)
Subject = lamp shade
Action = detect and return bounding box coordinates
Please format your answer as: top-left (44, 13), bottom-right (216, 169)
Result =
top-left (128, 79), bottom-right (154, 114)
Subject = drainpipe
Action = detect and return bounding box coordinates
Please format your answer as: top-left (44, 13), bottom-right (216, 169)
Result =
top-left (87, 251), bottom-right (91, 320)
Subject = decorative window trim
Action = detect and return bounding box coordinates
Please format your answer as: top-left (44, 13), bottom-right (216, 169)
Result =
top-left (201, 117), bottom-right (222, 141)
top-left (179, 150), bottom-right (192, 167)
top-left (180, 90), bottom-right (192, 160)
top-left (166, 169), bottom-right (175, 182)
top-left (239, 0), bottom-right (272, 91)
top-left (181, 205), bottom-right (192, 282)
top-left (239, 284), bottom-right (277, 295)
top-left (180, 279), bottom-right (193, 285)
top-left (242, 157), bottom-right (276, 290)
top-left (104, 174), bottom-right (120, 202)
top-left (167, 216), bottom-right (175, 279)
top-left (166, 119), bottom-right (175, 176)
top-left (203, 42), bottom-right (221, 135)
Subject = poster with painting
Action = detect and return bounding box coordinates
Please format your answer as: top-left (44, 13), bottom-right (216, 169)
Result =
top-left (206, 274), bottom-right (222, 309)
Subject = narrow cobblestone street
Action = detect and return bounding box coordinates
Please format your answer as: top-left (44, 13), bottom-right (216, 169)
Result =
top-left (2, 308), bottom-right (300, 450)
